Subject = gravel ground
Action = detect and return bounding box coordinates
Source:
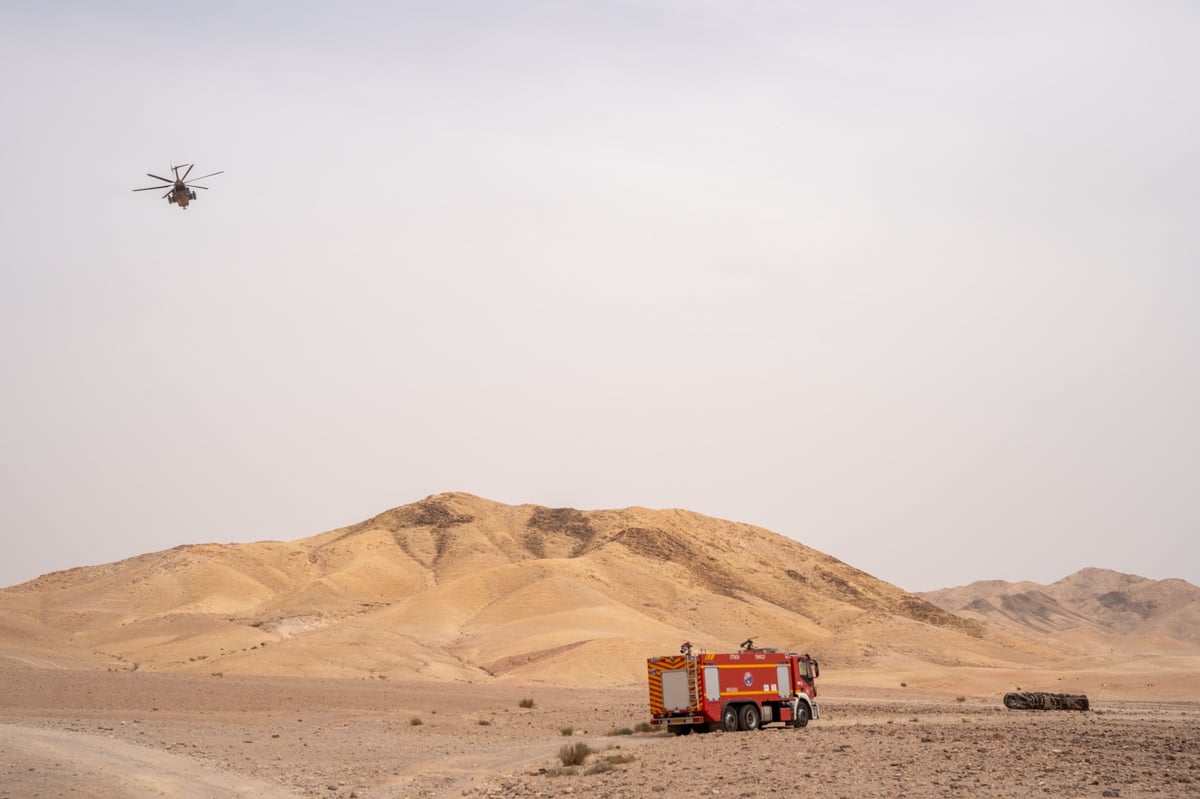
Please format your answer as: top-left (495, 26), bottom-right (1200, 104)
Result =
top-left (1, 668), bottom-right (1197, 798)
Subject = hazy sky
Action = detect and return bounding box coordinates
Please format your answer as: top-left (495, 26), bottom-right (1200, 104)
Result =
top-left (2, 1), bottom-right (1197, 592)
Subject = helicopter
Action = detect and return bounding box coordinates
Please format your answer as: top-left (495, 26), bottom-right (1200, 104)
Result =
top-left (133, 164), bottom-right (223, 209)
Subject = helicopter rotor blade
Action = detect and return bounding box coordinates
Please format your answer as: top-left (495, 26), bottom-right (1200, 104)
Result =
top-left (146, 173), bottom-right (174, 183)
top-left (133, 185), bottom-right (169, 191)
top-left (186, 171), bottom-right (223, 182)
top-left (187, 184), bottom-right (210, 190)
top-left (180, 164), bottom-right (195, 181)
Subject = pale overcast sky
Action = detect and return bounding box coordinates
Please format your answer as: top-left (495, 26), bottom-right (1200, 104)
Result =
top-left (2, 1), bottom-right (1197, 592)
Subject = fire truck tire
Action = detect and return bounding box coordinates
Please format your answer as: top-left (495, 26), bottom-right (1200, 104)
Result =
top-left (793, 704), bottom-right (810, 728)
top-left (721, 705), bottom-right (739, 732)
top-left (739, 704), bottom-right (761, 731)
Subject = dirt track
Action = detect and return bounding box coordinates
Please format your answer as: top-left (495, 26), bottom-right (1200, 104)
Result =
top-left (0, 725), bottom-right (301, 798)
top-left (1, 668), bottom-right (1197, 798)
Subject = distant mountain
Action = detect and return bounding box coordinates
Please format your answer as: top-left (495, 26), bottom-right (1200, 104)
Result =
top-left (0, 492), bottom-right (1029, 684)
top-left (920, 568), bottom-right (1200, 649)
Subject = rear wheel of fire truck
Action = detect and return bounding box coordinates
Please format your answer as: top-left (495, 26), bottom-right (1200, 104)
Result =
top-left (721, 704), bottom-right (739, 732)
top-left (738, 704), bottom-right (761, 731)
top-left (793, 704), bottom-right (810, 728)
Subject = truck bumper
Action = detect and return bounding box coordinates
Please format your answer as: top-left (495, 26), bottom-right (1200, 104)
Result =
top-left (651, 715), bottom-right (705, 728)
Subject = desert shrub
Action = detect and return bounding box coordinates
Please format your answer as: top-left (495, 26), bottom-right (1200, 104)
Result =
top-left (409, 716), bottom-right (423, 726)
top-left (559, 727), bottom-right (574, 736)
top-left (585, 760), bottom-right (614, 775)
top-left (900, 682), bottom-right (907, 688)
top-left (558, 742), bottom-right (592, 766)
top-left (519, 698), bottom-right (535, 709)
top-left (634, 721), bottom-right (652, 733)
top-left (608, 727), bottom-right (634, 736)
top-left (955, 696), bottom-right (967, 703)
top-left (477, 719), bottom-right (491, 726)
top-left (604, 752), bottom-right (636, 765)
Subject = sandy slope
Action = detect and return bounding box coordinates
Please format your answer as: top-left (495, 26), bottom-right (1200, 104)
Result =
top-left (10, 492), bottom-right (1187, 688)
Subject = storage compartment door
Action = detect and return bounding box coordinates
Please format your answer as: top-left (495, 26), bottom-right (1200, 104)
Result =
top-left (777, 664), bottom-right (792, 698)
top-left (661, 669), bottom-right (691, 711)
top-left (705, 666), bottom-right (721, 702)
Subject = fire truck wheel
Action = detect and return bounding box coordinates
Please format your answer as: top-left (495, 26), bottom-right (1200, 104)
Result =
top-left (739, 703), bottom-right (761, 731)
top-left (721, 705), bottom-right (739, 732)
top-left (793, 704), bottom-right (810, 728)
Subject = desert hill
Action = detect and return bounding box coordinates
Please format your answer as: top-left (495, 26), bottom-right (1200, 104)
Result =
top-left (2, 494), bottom-right (1197, 696)
top-left (921, 569), bottom-right (1200, 654)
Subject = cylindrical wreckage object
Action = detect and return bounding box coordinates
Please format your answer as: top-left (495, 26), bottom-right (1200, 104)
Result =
top-left (1003, 692), bottom-right (1090, 711)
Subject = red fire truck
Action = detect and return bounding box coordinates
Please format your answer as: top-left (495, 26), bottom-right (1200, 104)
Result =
top-left (647, 640), bottom-right (820, 734)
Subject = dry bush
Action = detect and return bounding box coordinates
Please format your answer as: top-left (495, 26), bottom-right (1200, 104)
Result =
top-left (558, 742), bottom-right (592, 766)
top-left (604, 752), bottom-right (637, 765)
top-left (519, 698), bottom-right (535, 708)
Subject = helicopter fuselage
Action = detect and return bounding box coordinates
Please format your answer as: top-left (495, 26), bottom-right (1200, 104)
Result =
top-left (166, 182), bottom-right (200, 208)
